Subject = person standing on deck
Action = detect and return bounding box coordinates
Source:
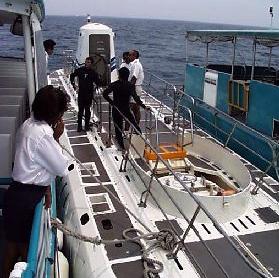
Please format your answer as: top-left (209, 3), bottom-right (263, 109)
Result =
top-left (70, 56), bottom-right (101, 132)
top-left (43, 39), bottom-right (56, 72)
top-left (120, 51), bottom-right (131, 71)
top-left (2, 85), bottom-right (70, 278)
top-left (127, 49), bottom-right (144, 128)
top-left (103, 67), bottom-right (149, 151)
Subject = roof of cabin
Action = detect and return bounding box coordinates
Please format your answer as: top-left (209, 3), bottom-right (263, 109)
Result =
top-left (186, 29), bottom-right (279, 43)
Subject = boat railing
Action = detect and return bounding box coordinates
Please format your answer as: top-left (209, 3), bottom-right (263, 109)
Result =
top-left (144, 69), bottom-right (194, 120)
top-left (143, 70), bottom-right (195, 146)
top-left (22, 181), bottom-right (56, 278)
top-left (192, 97), bottom-right (279, 181)
top-left (61, 67), bottom-right (270, 277)
top-left (143, 69), bottom-right (279, 181)
top-left (63, 50), bottom-right (75, 76)
top-left (105, 104), bottom-right (270, 278)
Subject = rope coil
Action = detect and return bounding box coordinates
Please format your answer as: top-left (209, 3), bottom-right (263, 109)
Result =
top-left (51, 218), bottom-right (179, 277)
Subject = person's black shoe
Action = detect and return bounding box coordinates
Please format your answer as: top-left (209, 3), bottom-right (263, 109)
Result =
top-left (77, 127), bottom-right (82, 132)
top-left (85, 126), bottom-right (92, 131)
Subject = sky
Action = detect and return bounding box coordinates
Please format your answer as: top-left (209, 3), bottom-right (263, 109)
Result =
top-left (45, 0), bottom-right (279, 27)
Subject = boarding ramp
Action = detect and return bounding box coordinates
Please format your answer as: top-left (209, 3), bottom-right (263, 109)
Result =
top-left (0, 59), bottom-right (27, 178)
top-left (0, 95), bottom-right (25, 122)
top-left (0, 117), bottom-right (17, 163)
top-left (0, 58), bottom-right (27, 268)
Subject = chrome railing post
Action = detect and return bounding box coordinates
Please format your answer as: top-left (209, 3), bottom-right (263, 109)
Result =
top-left (108, 104), bottom-right (112, 146)
top-left (172, 85), bottom-right (177, 129)
top-left (139, 156), bottom-right (160, 207)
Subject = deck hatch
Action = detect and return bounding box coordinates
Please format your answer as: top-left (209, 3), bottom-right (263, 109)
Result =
top-left (89, 193), bottom-right (114, 215)
top-left (254, 207), bottom-right (279, 223)
top-left (79, 162), bottom-right (99, 177)
top-left (112, 260), bottom-right (144, 278)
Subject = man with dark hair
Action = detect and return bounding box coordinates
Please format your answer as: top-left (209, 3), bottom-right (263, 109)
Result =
top-left (103, 67), bottom-right (149, 151)
top-left (43, 39), bottom-right (56, 64)
top-left (70, 56), bottom-right (101, 132)
top-left (120, 51), bottom-right (131, 70)
top-left (2, 85), bottom-right (70, 278)
top-left (127, 49), bottom-right (144, 128)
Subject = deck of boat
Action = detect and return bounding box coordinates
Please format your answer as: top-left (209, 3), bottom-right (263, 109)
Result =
top-left (53, 71), bottom-right (279, 277)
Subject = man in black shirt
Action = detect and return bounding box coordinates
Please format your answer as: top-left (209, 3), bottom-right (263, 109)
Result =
top-left (70, 56), bottom-right (101, 131)
top-left (103, 67), bottom-right (149, 150)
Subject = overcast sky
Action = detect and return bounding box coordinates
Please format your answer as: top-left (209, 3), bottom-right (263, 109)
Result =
top-left (45, 0), bottom-right (279, 27)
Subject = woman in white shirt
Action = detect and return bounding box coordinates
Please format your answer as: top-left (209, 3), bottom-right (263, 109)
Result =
top-left (2, 85), bottom-right (70, 278)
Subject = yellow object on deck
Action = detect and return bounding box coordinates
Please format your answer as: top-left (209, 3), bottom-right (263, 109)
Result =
top-left (144, 144), bottom-right (187, 161)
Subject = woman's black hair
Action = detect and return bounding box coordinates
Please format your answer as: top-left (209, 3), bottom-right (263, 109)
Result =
top-left (32, 85), bottom-right (69, 123)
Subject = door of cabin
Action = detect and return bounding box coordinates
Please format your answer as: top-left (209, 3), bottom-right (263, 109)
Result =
top-left (203, 71), bottom-right (218, 107)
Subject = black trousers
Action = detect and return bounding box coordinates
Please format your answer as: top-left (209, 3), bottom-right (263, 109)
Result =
top-left (3, 181), bottom-right (47, 243)
top-left (78, 98), bottom-right (92, 129)
top-left (112, 108), bottom-right (141, 149)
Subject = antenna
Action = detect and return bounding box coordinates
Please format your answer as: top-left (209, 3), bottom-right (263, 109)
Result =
top-left (269, 6), bottom-right (274, 28)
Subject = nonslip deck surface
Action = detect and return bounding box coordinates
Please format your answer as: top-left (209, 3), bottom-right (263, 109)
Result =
top-left (58, 77), bottom-right (279, 277)
top-left (186, 229), bottom-right (279, 278)
top-left (63, 110), bottom-right (143, 264)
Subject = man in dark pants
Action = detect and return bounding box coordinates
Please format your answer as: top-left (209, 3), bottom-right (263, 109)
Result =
top-left (103, 67), bottom-right (149, 151)
top-left (70, 56), bottom-right (101, 131)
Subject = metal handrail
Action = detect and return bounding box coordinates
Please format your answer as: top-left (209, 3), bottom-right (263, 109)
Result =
top-left (193, 101), bottom-right (279, 180)
top-left (109, 103), bottom-right (270, 278)
top-left (194, 97), bottom-right (279, 149)
top-left (143, 70), bottom-right (279, 179)
top-left (64, 67), bottom-right (271, 277)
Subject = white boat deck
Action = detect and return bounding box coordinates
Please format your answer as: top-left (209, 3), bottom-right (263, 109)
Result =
top-left (49, 70), bottom-right (279, 278)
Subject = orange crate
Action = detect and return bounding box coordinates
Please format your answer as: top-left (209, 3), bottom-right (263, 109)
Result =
top-left (144, 144), bottom-right (187, 161)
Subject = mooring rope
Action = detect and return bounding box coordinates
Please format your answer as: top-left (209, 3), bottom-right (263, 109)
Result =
top-left (51, 218), bottom-right (178, 277)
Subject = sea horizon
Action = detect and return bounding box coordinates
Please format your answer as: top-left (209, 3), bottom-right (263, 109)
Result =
top-left (45, 14), bottom-right (267, 29)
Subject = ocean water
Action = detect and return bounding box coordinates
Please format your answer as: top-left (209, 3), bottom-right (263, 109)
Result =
top-left (1, 16), bottom-right (278, 85)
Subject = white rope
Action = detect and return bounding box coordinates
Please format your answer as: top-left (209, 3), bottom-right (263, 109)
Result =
top-left (51, 219), bottom-right (179, 277)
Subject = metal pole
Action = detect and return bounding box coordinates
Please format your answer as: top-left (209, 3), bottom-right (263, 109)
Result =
top-left (205, 42), bottom-right (209, 67)
top-left (108, 104), bottom-right (112, 146)
top-left (172, 86), bottom-right (177, 131)
top-left (155, 114), bottom-right (159, 150)
top-left (149, 109), bottom-right (152, 150)
top-left (231, 36), bottom-right (237, 79)
top-left (185, 35), bottom-right (189, 63)
top-left (251, 38), bottom-right (257, 80)
top-left (268, 47), bottom-right (272, 69)
top-left (122, 128), bottom-right (134, 172)
top-left (139, 157), bottom-right (160, 207)
top-left (22, 15), bottom-right (35, 109)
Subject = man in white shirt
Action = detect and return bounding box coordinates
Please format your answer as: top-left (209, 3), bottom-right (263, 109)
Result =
top-left (128, 49), bottom-right (144, 126)
top-left (44, 39), bottom-right (56, 73)
top-left (2, 85), bottom-right (70, 278)
top-left (119, 51), bottom-right (131, 71)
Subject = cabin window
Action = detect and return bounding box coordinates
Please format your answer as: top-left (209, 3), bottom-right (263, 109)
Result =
top-left (228, 80), bottom-right (249, 123)
top-left (273, 119), bottom-right (279, 139)
top-left (228, 80), bottom-right (249, 112)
